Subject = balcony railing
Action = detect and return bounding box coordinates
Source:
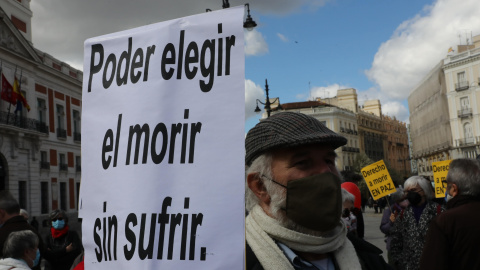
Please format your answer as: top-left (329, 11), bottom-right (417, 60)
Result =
top-left (342, 146), bottom-right (360, 152)
top-left (59, 163), bottom-right (68, 171)
top-left (73, 132), bottom-right (81, 142)
top-left (57, 128), bottom-right (67, 138)
top-left (458, 108), bottom-right (472, 118)
top-left (455, 81), bottom-right (469, 91)
top-left (458, 137), bottom-right (475, 147)
top-left (0, 111), bottom-right (49, 134)
top-left (40, 161), bottom-right (50, 169)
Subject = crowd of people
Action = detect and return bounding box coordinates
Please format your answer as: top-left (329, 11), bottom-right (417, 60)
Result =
top-left (245, 112), bottom-right (480, 270)
top-left (1, 112), bottom-right (479, 270)
top-left (0, 191), bottom-right (83, 270)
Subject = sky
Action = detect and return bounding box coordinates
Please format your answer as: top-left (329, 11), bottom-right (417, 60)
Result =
top-left (30, 0), bottom-right (480, 133)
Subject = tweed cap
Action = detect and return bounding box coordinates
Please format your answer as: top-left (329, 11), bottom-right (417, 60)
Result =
top-left (245, 112), bottom-right (347, 165)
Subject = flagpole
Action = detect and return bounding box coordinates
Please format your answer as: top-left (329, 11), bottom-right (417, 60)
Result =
top-left (6, 66), bottom-right (16, 124)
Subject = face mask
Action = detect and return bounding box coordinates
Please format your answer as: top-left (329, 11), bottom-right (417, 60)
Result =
top-left (52, 219), bottom-right (65, 230)
top-left (407, 190), bottom-right (422, 206)
top-left (268, 172), bottom-right (343, 232)
top-left (32, 249), bottom-right (40, 268)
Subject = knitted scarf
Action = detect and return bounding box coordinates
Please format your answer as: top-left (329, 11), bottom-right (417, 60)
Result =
top-left (246, 205), bottom-right (361, 270)
top-left (51, 225), bottom-right (69, 239)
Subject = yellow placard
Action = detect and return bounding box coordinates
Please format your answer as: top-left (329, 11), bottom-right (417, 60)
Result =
top-left (432, 160), bottom-right (452, 198)
top-left (361, 160), bottom-right (396, 200)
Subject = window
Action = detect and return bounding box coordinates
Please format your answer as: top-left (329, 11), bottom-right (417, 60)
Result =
top-left (37, 99), bottom-right (46, 123)
top-left (56, 105), bottom-right (66, 138)
top-left (59, 154), bottom-right (67, 171)
top-left (60, 182), bottom-right (66, 210)
top-left (73, 110), bottom-right (81, 141)
top-left (40, 151), bottom-right (49, 169)
top-left (460, 97), bottom-right (470, 109)
top-left (457, 71), bottom-right (466, 82)
top-left (18, 181), bottom-right (26, 209)
top-left (41, 182), bottom-right (49, 214)
top-left (76, 182), bottom-right (81, 210)
top-left (75, 156), bottom-right (81, 172)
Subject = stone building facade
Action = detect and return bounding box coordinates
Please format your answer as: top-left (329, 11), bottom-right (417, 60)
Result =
top-left (0, 0), bottom-right (82, 235)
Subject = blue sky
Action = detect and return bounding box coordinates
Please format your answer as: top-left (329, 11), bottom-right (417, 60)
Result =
top-left (30, 0), bottom-right (480, 133)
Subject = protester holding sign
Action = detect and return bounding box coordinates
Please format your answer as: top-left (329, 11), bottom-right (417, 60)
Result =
top-left (420, 158), bottom-right (480, 270)
top-left (390, 176), bottom-right (444, 270)
top-left (245, 112), bottom-right (389, 270)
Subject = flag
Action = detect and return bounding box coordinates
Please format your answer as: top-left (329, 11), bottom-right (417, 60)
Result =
top-left (448, 47), bottom-right (455, 53)
top-left (1, 73), bottom-right (17, 105)
top-left (13, 76), bottom-right (30, 111)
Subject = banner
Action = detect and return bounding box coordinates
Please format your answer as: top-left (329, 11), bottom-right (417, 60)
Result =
top-left (432, 160), bottom-right (452, 198)
top-left (361, 160), bottom-right (396, 200)
top-left (80, 7), bottom-right (245, 269)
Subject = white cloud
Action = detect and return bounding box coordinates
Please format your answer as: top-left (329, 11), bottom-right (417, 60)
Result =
top-left (245, 29), bottom-right (269, 56)
top-left (381, 101), bottom-right (410, 123)
top-left (366, 0), bottom-right (480, 101)
top-left (245, 79), bottom-right (265, 120)
top-left (277, 33), bottom-right (288, 42)
top-left (308, 84), bottom-right (350, 100)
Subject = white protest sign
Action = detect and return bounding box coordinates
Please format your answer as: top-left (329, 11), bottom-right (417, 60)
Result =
top-left (80, 7), bottom-right (245, 269)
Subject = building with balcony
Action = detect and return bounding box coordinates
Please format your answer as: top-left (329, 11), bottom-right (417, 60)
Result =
top-left (0, 0), bottom-right (81, 233)
top-left (259, 88), bottom-right (410, 175)
top-left (409, 34), bottom-right (480, 180)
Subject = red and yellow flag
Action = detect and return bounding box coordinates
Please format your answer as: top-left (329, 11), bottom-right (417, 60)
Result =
top-left (13, 76), bottom-right (30, 111)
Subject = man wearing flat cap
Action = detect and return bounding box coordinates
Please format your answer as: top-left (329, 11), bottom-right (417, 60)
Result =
top-left (245, 112), bottom-right (389, 270)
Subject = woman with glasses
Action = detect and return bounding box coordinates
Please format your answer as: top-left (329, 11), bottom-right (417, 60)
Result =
top-left (44, 209), bottom-right (82, 270)
top-left (390, 176), bottom-right (444, 270)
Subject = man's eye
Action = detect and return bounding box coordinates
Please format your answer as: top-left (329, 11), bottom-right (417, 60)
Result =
top-left (294, 160), bottom-right (309, 166)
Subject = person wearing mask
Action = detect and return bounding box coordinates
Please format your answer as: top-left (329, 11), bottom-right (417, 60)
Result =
top-left (0, 192), bottom-right (44, 270)
top-left (341, 188), bottom-right (357, 235)
top-left (245, 112), bottom-right (389, 270)
top-left (379, 187), bottom-right (407, 269)
top-left (341, 181), bottom-right (365, 239)
top-left (0, 230), bottom-right (41, 270)
top-left (44, 210), bottom-right (82, 270)
top-left (390, 176), bottom-right (444, 270)
top-left (420, 158), bottom-right (480, 270)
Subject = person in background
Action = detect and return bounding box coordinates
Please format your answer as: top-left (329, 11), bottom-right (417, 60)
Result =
top-left (341, 181), bottom-right (365, 239)
top-left (420, 158), bottom-right (480, 270)
top-left (390, 176), bottom-right (444, 270)
top-left (19, 209), bottom-right (29, 221)
top-left (0, 192), bottom-right (44, 270)
top-left (380, 187), bottom-right (407, 269)
top-left (341, 188), bottom-right (357, 235)
top-left (0, 230), bottom-right (40, 270)
top-left (44, 210), bottom-right (82, 270)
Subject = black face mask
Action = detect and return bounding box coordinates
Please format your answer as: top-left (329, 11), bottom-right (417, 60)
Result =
top-left (267, 172), bottom-right (343, 232)
top-left (407, 191), bottom-right (422, 206)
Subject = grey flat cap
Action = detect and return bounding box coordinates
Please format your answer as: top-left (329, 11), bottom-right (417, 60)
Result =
top-left (245, 112), bottom-right (347, 165)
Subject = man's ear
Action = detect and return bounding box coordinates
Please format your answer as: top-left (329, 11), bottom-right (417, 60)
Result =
top-left (450, 183), bottom-right (459, 197)
top-left (247, 173), bottom-right (270, 205)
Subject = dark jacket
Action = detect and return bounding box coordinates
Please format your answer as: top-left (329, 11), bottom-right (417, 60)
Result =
top-left (45, 228), bottom-right (83, 270)
top-left (390, 201), bottom-right (444, 270)
top-left (420, 195), bottom-right (480, 270)
top-left (0, 215), bottom-right (45, 270)
top-left (246, 233), bottom-right (391, 270)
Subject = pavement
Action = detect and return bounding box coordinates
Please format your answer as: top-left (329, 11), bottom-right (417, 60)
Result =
top-left (362, 206), bottom-right (388, 260)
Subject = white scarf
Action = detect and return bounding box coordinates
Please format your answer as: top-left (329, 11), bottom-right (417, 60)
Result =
top-left (246, 205), bottom-right (362, 270)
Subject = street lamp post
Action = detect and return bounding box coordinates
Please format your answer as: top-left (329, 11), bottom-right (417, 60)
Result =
top-left (255, 79), bottom-right (282, 118)
top-left (207, 1), bottom-right (257, 30)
